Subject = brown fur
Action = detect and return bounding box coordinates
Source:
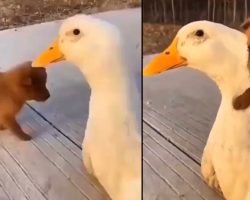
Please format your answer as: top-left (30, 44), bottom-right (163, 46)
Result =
top-left (233, 88), bottom-right (250, 110)
top-left (240, 17), bottom-right (250, 71)
top-left (232, 19), bottom-right (250, 110)
top-left (241, 17), bottom-right (250, 44)
top-left (0, 61), bottom-right (50, 140)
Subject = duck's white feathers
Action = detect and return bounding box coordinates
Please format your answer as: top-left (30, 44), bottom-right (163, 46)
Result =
top-left (174, 21), bottom-right (250, 200)
top-left (58, 15), bottom-right (141, 200)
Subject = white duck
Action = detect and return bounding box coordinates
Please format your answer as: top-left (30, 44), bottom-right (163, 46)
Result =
top-left (32, 15), bottom-right (141, 200)
top-left (144, 21), bottom-right (250, 200)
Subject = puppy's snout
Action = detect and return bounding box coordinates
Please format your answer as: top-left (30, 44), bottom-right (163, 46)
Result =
top-left (44, 90), bottom-right (50, 99)
top-left (36, 88), bottom-right (50, 102)
top-left (42, 89), bottom-right (50, 100)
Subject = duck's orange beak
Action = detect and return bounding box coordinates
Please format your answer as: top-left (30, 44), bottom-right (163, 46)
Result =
top-left (143, 37), bottom-right (187, 76)
top-left (32, 38), bottom-right (65, 67)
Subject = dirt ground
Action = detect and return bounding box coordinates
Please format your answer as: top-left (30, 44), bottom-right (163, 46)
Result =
top-left (0, 0), bottom-right (141, 30)
top-left (0, 1), bottom-right (187, 55)
top-left (143, 23), bottom-right (181, 55)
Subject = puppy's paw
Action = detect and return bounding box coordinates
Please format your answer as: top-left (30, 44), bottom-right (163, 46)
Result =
top-left (19, 133), bottom-right (32, 141)
top-left (0, 124), bottom-right (6, 130)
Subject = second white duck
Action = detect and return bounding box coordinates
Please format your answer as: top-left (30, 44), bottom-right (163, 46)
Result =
top-left (144, 21), bottom-right (250, 200)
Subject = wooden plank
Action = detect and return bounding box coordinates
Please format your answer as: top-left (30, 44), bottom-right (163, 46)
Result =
top-left (144, 103), bottom-right (209, 143)
top-left (144, 105), bottom-right (205, 152)
top-left (144, 95), bottom-right (213, 143)
top-left (144, 144), bottom-right (203, 200)
top-left (33, 138), bottom-right (108, 200)
top-left (0, 134), bottom-right (88, 200)
top-left (143, 122), bottom-right (201, 177)
top-left (0, 146), bottom-right (46, 200)
top-left (143, 160), bottom-right (179, 200)
top-left (27, 107), bottom-right (82, 159)
top-left (153, 106), bottom-right (213, 143)
top-left (0, 105), bottom-right (109, 200)
top-left (143, 66), bottom-right (222, 163)
top-left (144, 109), bottom-right (202, 163)
top-left (0, 162), bottom-right (27, 200)
top-left (143, 124), bottom-right (222, 200)
top-left (29, 70), bottom-right (90, 147)
top-left (44, 128), bottom-right (82, 160)
top-left (22, 106), bottom-right (108, 198)
top-left (143, 65), bottom-right (220, 143)
top-left (0, 185), bottom-right (10, 200)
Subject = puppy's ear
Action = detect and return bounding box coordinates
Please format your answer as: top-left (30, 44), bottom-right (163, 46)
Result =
top-left (241, 18), bottom-right (250, 31)
top-left (16, 61), bottom-right (32, 69)
top-left (7, 61), bottom-right (32, 78)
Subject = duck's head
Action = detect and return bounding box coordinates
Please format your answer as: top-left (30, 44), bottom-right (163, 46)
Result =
top-left (32, 14), bottom-right (122, 74)
top-left (144, 21), bottom-right (249, 91)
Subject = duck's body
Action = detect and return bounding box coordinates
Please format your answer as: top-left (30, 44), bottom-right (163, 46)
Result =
top-left (32, 15), bottom-right (141, 200)
top-left (203, 96), bottom-right (250, 199)
top-left (143, 21), bottom-right (250, 200)
top-left (85, 92), bottom-right (141, 199)
top-left (199, 36), bottom-right (250, 200)
top-left (82, 51), bottom-right (141, 200)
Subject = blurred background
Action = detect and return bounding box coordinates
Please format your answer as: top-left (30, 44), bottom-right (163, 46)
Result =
top-left (143, 0), bottom-right (250, 54)
top-left (0, 0), bottom-right (140, 30)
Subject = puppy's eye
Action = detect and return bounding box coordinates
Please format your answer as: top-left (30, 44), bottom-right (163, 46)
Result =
top-left (195, 29), bottom-right (204, 37)
top-left (73, 29), bottom-right (80, 35)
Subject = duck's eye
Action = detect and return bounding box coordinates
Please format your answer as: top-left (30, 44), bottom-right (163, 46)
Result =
top-left (73, 29), bottom-right (80, 35)
top-left (195, 29), bottom-right (204, 37)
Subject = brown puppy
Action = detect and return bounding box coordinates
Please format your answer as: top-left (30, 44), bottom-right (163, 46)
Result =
top-left (0, 61), bottom-right (50, 140)
top-left (232, 19), bottom-right (250, 110)
top-left (241, 17), bottom-right (250, 44)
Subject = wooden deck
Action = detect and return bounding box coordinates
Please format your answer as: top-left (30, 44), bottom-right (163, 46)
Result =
top-left (0, 105), bottom-right (109, 200)
top-left (0, 8), bottom-right (141, 200)
top-left (143, 55), bottom-right (223, 200)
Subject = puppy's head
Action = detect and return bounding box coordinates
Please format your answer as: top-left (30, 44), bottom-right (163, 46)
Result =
top-left (25, 67), bottom-right (50, 102)
top-left (9, 61), bottom-right (50, 102)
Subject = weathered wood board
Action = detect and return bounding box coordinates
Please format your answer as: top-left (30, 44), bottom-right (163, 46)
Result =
top-left (0, 105), bottom-right (109, 200)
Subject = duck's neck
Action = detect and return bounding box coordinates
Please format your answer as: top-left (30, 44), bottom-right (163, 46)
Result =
top-left (207, 64), bottom-right (250, 145)
top-left (78, 54), bottom-right (136, 124)
top-left (212, 66), bottom-right (250, 102)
